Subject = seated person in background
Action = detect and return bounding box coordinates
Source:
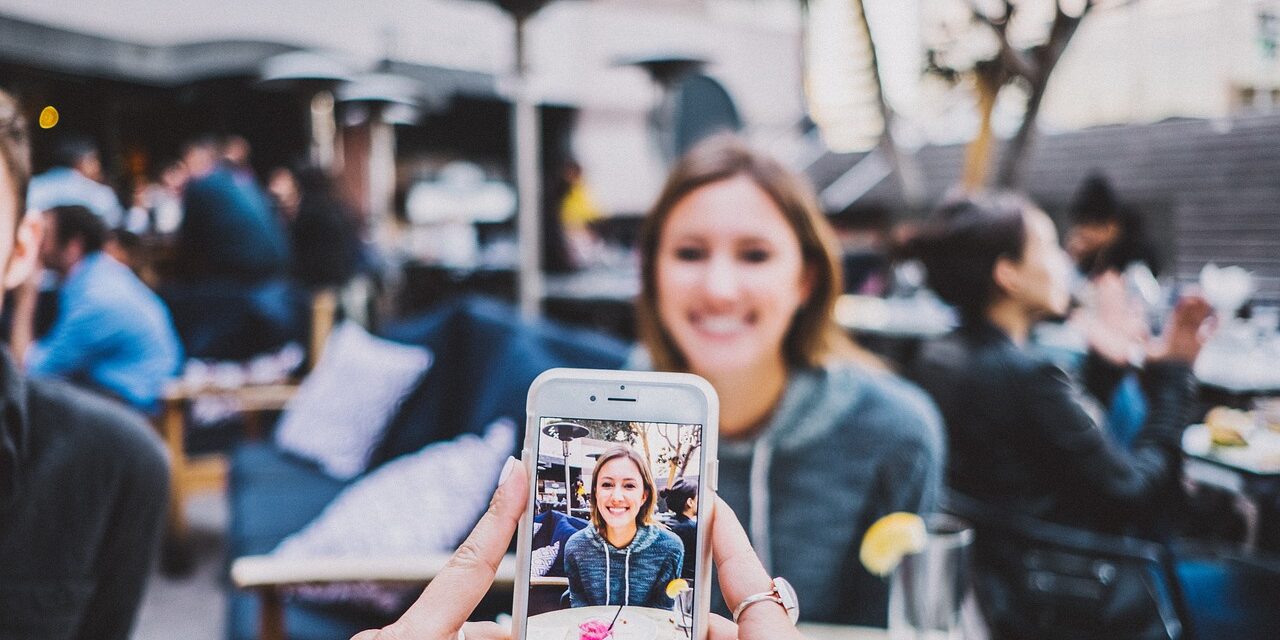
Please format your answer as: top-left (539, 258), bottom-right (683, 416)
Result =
top-left (162, 135), bottom-right (298, 361)
top-left (563, 446), bottom-right (684, 609)
top-left (266, 164), bottom-right (363, 290)
top-left (634, 134), bottom-right (944, 625)
top-left (908, 192), bottom-right (1208, 535)
top-left (11, 205), bottom-right (182, 413)
top-left (905, 193), bottom-right (1216, 637)
top-left (660, 477), bottom-right (698, 581)
top-left (26, 134), bottom-right (124, 228)
top-left (1066, 172), bottom-right (1161, 280)
top-left (0, 88), bottom-right (169, 640)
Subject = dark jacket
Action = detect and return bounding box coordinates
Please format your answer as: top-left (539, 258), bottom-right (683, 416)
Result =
top-left (0, 350), bottom-right (169, 640)
top-left (908, 321), bottom-right (1195, 533)
top-left (178, 167), bottom-right (290, 281)
top-left (666, 514), bottom-right (697, 580)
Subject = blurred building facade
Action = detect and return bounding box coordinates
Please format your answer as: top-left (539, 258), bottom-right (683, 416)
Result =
top-left (1042, 0), bottom-right (1280, 129)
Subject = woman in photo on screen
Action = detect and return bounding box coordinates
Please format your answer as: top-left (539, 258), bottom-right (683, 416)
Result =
top-left (633, 133), bottom-right (945, 625)
top-left (563, 445), bottom-right (684, 609)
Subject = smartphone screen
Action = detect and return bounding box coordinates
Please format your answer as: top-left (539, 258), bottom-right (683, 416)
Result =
top-left (524, 415), bottom-right (704, 640)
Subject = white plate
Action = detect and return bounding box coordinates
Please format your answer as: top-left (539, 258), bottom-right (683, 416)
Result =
top-left (1183, 424), bottom-right (1280, 475)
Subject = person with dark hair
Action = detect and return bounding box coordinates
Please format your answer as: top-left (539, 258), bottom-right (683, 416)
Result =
top-left (1066, 172), bottom-right (1161, 278)
top-left (26, 133), bottom-right (124, 227)
top-left (660, 477), bottom-right (699, 580)
top-left (161, 134), bottom-right (297, 360)
top-left (906, 192), bottom-right (1219, 637)
top-left (10, 204), bottom-right (181, 412)
top-left (0, 88), bottom-right (169, 640)
top-left (267, 164), bottom-right (363, 289)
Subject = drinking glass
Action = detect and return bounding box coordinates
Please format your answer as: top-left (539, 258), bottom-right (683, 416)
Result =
top-left (888, 514), bottom-right (974, 640)
top-left (673, 586), bottom-right (693, 637)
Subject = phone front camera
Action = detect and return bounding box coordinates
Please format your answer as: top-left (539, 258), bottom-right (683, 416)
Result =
top-left (619, 385), bottom-right (626, 390)
top-left (589, 395), bottom-right (596, 402)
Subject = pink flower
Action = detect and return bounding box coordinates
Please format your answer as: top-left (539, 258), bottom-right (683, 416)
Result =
top-left (578, 619), bottom-right (612, 640)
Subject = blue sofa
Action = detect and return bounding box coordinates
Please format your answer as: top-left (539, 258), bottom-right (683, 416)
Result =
top-left (226, 297), bottom-right (630, 640)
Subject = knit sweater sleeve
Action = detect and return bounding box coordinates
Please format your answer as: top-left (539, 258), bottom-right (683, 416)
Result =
top-left (564, 533), bottom-right (589, 607)
top-left (646, 536), bottom-right (684, 609)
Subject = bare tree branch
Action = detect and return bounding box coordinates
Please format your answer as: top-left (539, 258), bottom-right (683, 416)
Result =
top-left (966, 0), bottom-right (1038, 80)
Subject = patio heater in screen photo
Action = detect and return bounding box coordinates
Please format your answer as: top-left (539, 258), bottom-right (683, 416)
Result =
top-left (543, 421), bottom-right (590, 517)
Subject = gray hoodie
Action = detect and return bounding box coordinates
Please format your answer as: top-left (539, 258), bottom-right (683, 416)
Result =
top-left (564, 523), bottom-right (684, 609)
top-left (714, 363), bottom-right (944, 626)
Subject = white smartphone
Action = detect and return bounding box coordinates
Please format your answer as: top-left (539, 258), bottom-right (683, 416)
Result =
top-left (513, 368), bottom-right (719, 640)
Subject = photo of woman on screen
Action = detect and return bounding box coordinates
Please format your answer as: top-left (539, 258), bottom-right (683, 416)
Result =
top-left (563, 445), bottom-right (685, 610)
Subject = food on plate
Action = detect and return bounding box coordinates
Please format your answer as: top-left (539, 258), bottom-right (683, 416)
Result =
top-left (577, 619), bottom-right (612, 640)
top-left (1205, 407), bottom-right (1252, 447)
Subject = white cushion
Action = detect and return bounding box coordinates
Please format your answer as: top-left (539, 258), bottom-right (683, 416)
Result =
top-left (272, 418), bottom-right (517, 558)
top-left (273, 321), bottom-right (432, 480)
top-left (270, 419), bottom-right (516, 613)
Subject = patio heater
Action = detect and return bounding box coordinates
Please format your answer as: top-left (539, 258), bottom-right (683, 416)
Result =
top-left (616, 54), bottom-right (707, 164)
top-left (542, 421), bottom-right (589, 517)
top-left (484, 0), bottom-right (558, 320)
top-left (258, 50), bottom-right (356, 171)
top-left (335, 71), bottom-right (433, 252)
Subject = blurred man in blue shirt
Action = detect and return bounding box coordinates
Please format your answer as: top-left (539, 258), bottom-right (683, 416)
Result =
top-left (16, 205), bottom-right (181, 412)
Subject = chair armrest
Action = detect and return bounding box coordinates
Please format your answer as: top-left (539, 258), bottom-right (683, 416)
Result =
top-left (231, 553), bottom-right (519, 589)
top-left (529, 576), bottom-right (569, 587)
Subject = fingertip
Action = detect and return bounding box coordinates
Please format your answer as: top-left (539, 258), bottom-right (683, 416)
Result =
top-left (706, 614), bottom-right (738, 640)
top-left (491, 456), bottom-right (530, 519)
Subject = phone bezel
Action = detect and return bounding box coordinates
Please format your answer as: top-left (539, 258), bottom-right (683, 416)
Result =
top-left (513, 368), bottom-right (719, 640)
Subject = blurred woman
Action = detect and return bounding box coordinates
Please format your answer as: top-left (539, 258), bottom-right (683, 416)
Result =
top-left (907, 193), bottom-right (1219, 638)
top-left (563, 446), bottom-right (684, 609)
top-left (634, 134), bottom-right (944, 625)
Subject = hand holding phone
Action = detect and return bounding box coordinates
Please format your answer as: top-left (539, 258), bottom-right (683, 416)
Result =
top-left (515, 369), bottom-right (719, 640)
top-left (349, 459), bottom-right (802, 640)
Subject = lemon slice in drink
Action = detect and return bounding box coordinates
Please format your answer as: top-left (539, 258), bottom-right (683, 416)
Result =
top-left (665, 578), bottom-right (689, 598)
top-left (859, 512), bottom-right (927, 577)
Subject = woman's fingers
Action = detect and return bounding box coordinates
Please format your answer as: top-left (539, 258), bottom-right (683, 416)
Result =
top-left (706, 613), bottom-right (738, 640)
top-left (459, 621), bottom-right (510, 640)
top-left (710, 496), bottom-right (774, 610)
top-left (709, 496), bottom-right (799, 639)
top-left (380, 456), bottom-right (529, 639)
